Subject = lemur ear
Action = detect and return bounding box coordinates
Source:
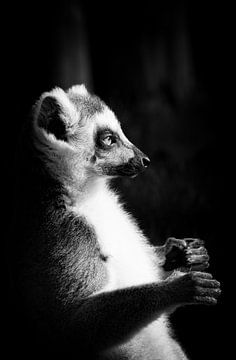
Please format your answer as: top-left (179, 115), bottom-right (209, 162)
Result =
top-left (37, 96), bottom-right (68, 141)
top-left (34, 88), bottom-right (77, 141)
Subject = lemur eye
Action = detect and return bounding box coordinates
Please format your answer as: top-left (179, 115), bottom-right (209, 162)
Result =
top-left (96, 129), bottom-right (117, 149)
top-left (99, 134), bottom-right (116, 147)
top-left (102, 135), bottom-right (115, 146)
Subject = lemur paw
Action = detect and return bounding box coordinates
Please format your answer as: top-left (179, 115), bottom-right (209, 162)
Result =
top-left (162, 237), bottom-right (209, 272)
top-left (170, 271), bottom-right (221, 306)
top-left (185, 238), bottom-right (209, 271)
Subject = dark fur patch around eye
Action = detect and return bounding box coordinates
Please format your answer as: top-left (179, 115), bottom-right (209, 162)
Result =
top-left (38, 96), bottom-right (67, 141)
top-left (95, 128), bottom-right (117, 149)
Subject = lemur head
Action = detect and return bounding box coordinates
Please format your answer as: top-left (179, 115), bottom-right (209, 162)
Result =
top-left (33, 85), bottom-right (150, 186)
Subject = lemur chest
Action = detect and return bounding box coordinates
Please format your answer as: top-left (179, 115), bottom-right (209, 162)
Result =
top-left (76, 193), bottom-right (160, 289)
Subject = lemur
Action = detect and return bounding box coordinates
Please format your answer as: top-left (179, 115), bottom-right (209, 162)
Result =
top-left (12, 85), bottom-right (221, 360)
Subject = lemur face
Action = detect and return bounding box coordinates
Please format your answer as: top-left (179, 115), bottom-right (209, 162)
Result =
top-left (33, 85), bottom-right (150, 181)
top-left (91, 109), bottom-right (150, 178)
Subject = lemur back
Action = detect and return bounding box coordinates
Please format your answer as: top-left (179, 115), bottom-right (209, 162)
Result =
top-left (11, 85), bottom-right (221, 360)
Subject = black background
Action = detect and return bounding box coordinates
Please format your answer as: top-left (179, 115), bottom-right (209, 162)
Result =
top-left (3, 1), bottom-right (230, 359)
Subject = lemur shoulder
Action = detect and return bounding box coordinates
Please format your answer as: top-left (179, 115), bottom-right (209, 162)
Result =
top-left (12, 85), bottom-right (221, 359)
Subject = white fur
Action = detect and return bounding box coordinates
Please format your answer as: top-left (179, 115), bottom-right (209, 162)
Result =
top-left (96, 107), bottom-right (120, 131)
top-left (70, 179), bottom-right (187, 360)
top-left (73, 180), bottom-right (161, 290)
top-left (68, 84), bottom-right (89, 96)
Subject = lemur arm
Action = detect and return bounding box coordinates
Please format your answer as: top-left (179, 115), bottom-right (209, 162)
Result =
top-left (41, 212), bottom-right (218, 353)
top-left (66, 271), bottom-right (220, 353)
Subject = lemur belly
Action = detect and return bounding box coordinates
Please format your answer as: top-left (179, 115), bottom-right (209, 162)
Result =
top-left (74, 189), bottom-right (183, 359)
top-left (75, 188), bottom-right (162, 290)
top-left (75, 191), bottom-right (178, 358)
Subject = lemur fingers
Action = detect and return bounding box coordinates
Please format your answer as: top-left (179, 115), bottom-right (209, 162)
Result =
top-left (185, 246), bottom-right (210, 270)
top-left (182, 238), bottom-right (205, 248)
top-left (171, 271), bottom-right (222, 306)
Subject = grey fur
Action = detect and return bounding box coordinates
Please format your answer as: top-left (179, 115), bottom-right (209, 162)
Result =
top-left (68, 91), bottom-right (105, 119)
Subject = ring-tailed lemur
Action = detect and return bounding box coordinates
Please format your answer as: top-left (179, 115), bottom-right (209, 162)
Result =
top-left (13, 85), bottom-right (221, 359)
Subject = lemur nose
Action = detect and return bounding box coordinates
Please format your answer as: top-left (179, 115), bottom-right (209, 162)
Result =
top-left (141, 156), bottom-right (151, 168)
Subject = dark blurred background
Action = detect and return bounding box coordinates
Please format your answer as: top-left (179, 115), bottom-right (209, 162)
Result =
top-left (3, 0), bottom-right (230, 359)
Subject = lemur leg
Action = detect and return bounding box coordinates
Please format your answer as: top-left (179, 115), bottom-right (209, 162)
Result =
top-left (66, 271), bottom-right (220, 353)
top-left (155, 237), bottom-right (210, 273)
